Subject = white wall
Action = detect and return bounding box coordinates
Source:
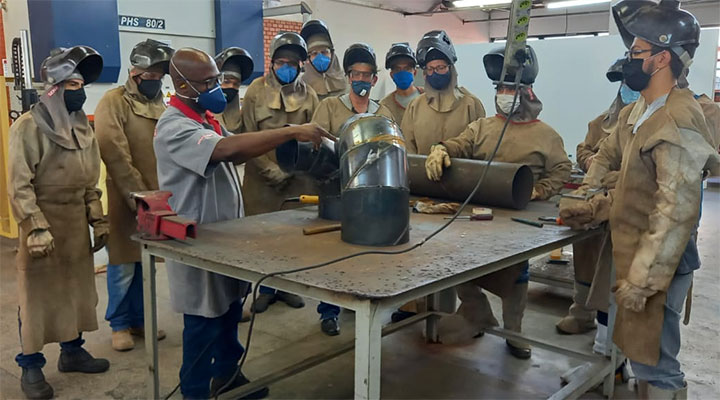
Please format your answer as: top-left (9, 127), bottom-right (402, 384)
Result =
top-left (455, 28), bottom-right (720, 160)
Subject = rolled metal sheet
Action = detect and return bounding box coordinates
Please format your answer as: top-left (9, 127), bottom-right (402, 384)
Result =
top-left (406, 154), bottom-right (534, 210)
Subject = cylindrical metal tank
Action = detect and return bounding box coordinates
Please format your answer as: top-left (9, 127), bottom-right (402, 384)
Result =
top-left (337, 114), bottom-right (410, 246)
top-left (406, 154), bottom-right (534, 210)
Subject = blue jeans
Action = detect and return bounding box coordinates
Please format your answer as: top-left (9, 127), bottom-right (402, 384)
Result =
top-left (630, 271), bottom-right (693, 390)
top-left (180, 300), bottom-right (245, 398)
top-left (317, 302), bottom-right (340, 320)
top-left (259, 286), bottom-right (276, 295)
top-left (16, 335), bottom-right (84, 369)
top-left (105, 262), bottom-right (144, 331)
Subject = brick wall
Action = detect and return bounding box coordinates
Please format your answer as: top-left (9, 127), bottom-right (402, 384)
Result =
top-left (263, 19), bottom-right (303, 75)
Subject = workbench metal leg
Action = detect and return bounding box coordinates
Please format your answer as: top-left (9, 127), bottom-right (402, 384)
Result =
top-left (142, 249), bottom-right (159, 400)
top-left (603, 261), bottom-right (618, 399)
top-left (355, 301), bottom-right (382, 400)
top-left (425, 293), bottom-right (440, 343)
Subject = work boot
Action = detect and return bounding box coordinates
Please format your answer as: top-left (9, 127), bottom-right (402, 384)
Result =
top-left (210, 368), bottom-right (269, 399)
top-left (276, 291), bottom-right (305, 308)
top-left (321, 317), bottom-right (340, 336)
top-left (556, 282), bottom-right (596, 334)
top-left (20, 368), bottom-right (53, 400)
top-left (391, 310), bottom-right (416, 323)
top-left (251, 293), bottom-right (276, 313)
top-left (129, 327), bottom-right (167, 341)
top-left (503, 282), bottom-right (531, 360)
top-left (111, 329), bottom-right (134, 352)
top-left (57, 347), bottom-right (110, 374)
top-left (639, 381), bottom-right (687, 400)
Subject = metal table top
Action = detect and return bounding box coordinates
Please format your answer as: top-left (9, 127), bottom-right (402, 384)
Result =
top-left (136, 201), bottom-right (599, 300)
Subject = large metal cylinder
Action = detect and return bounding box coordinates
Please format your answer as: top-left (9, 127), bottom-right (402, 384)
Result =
top-left (338, 114), bottom-right (410, 246)
top-left (406, 154), bottom-right (534, 210)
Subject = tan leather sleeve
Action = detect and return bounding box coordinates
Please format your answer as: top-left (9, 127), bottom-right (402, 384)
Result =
top-left (441, 120), bottom-right (479, 159)
top-left (94, 94), bottom-right (148, 210)
top-left (399, 101), bottom-right (418, 154)
top-left (626, 142), bottom-right (702, 292)
top-left (8, 118), bottom-right (50, 236)
top-left (534, 135), bottom-right (572, 200)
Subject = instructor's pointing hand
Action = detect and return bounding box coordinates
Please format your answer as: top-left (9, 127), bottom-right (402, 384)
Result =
top-left (294, 123), bottom-right (336, 148)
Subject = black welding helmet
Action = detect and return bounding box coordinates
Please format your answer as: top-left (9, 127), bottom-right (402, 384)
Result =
top-left (40, 45), bottom-right (103, 85)
top-left (130, 39), bottom-right (175, 73)
top-left (300, 19), bottom-right (333, 49)
top-left (416, 30), bottom-right (457, 68)
top-left (606, 57), bottom-right (626, 82)
top-left (385, 42), bottom-right (416, 70)
top-left (483, 45), bottom-right (538, 86)
top-left (343, 43), bottom-right (377, 73)
top-left (270, 32), bottom-right (308, 61)
top-left (215, 47), bottom-right (254, 82)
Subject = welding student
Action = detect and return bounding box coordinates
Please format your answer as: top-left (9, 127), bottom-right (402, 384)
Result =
top-left (300, 19), bottom-right (348, 101)
top-left (214, 47), bottom-right (254, 134)
top-left (426, 45), bottom-right (572, 359)
top-left (242, 32), bottom-right (318, 313)
top-left (560, 1), bottom-right (719, 397)
top-left (95, 38), bottom-right (174, 352)
top-left (379, 42), bottom-right (423, 123)
top-left (556, 58), bottom-right (640, 338)
top-left (154, 47), bottom-right (332, 399)
top-left (8, 46), bottom-right (110, 400)
top-left (310, 43), bottom-right (395, 336)
top-left (400, 30), bottom-right (485, 155)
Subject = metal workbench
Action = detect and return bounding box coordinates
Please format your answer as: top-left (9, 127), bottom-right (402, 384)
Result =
top-left (138, 201), bottom-right (616, 400)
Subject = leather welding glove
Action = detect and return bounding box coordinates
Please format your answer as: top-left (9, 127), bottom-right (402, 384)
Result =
top-left (559, 191), bottom-right (613, 230)
top-left (27, 229), bottom-right (54, 258)
top-left (613, 279), bottom-right (657, 312)
top-left (91, 220), bottom-right (110, 253)
top-left (425, 144), bottom-right (451, 181)
top-left (531, 186), bottom-right (544, 201)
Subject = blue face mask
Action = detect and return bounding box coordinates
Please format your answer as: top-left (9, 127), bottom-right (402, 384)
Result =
top-left (392, 70), bottom-right (414, 90)
top-left (275, 64), bottom-right (299, 84)
top-left (426, 71), bottom-right (451, 90)
top-left (351, 80), bottom-right (372, 97)
top-left (197, 84), bottom-right (227, 114)
top-left (620, 83), bottom-right (640, 105)
top-left (312, 53), bottom-right (331, 73)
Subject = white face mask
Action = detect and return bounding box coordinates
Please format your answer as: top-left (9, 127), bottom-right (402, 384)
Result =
top-left (496, 93), bottom-right (519, 115)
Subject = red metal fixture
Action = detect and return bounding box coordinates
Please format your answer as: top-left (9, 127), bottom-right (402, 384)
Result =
top-left (132, 191), bottom-right (196, 240)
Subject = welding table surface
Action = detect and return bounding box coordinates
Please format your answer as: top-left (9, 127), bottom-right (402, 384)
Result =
top-left (137, 200), bottom-right (597, 300)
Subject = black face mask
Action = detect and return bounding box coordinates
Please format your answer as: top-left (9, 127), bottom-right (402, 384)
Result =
top-left (64, 88), bottom-right (87, 112)
top-left (222, 88), bottom-right (239, 104)
top-left (622, 58), bottom-right (652, 92)
top-left (137, 79), bottom-right (163, 99)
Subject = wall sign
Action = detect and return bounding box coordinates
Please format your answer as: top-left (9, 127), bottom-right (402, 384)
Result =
top-left (119, 15), bottom-right (166, 30)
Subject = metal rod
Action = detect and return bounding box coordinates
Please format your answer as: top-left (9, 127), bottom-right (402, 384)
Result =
top-left (20, 30), bottom-right (33, 88)
top-left (406, 154), bottom-right (534, 210)
top-left (218, 311), bottom-right (431, 399)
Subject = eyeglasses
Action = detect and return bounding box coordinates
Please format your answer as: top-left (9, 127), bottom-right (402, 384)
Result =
top-left (138, 71), bottom-right (165, 80)
top-left (188, 76), bottom-right (221, 91)
top-left (625, 49), bottom-right (653, 59)
top-left (423, 64), bottom-right (449, 74)
top-left (273, 60), bottom-right (300, 69)
top-left (349, 70), bottom-right (374, 80)
top-left (309, 49), bottom-right (332, 58)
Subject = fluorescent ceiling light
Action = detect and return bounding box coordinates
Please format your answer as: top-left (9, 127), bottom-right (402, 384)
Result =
top-left (545, 34), bottom-right (595, 40)
top-left (547, 0), bottom-right (610, 9)
top-left (453, 0), bottom-right (512, 8)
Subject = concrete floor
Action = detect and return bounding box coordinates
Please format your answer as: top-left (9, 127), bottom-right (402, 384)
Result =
top-left (0, 187), bottom-right (718, 399)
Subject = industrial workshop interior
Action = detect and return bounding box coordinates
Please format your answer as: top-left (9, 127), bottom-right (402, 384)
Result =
top-left (1, 0), bottom-right (720, 399)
